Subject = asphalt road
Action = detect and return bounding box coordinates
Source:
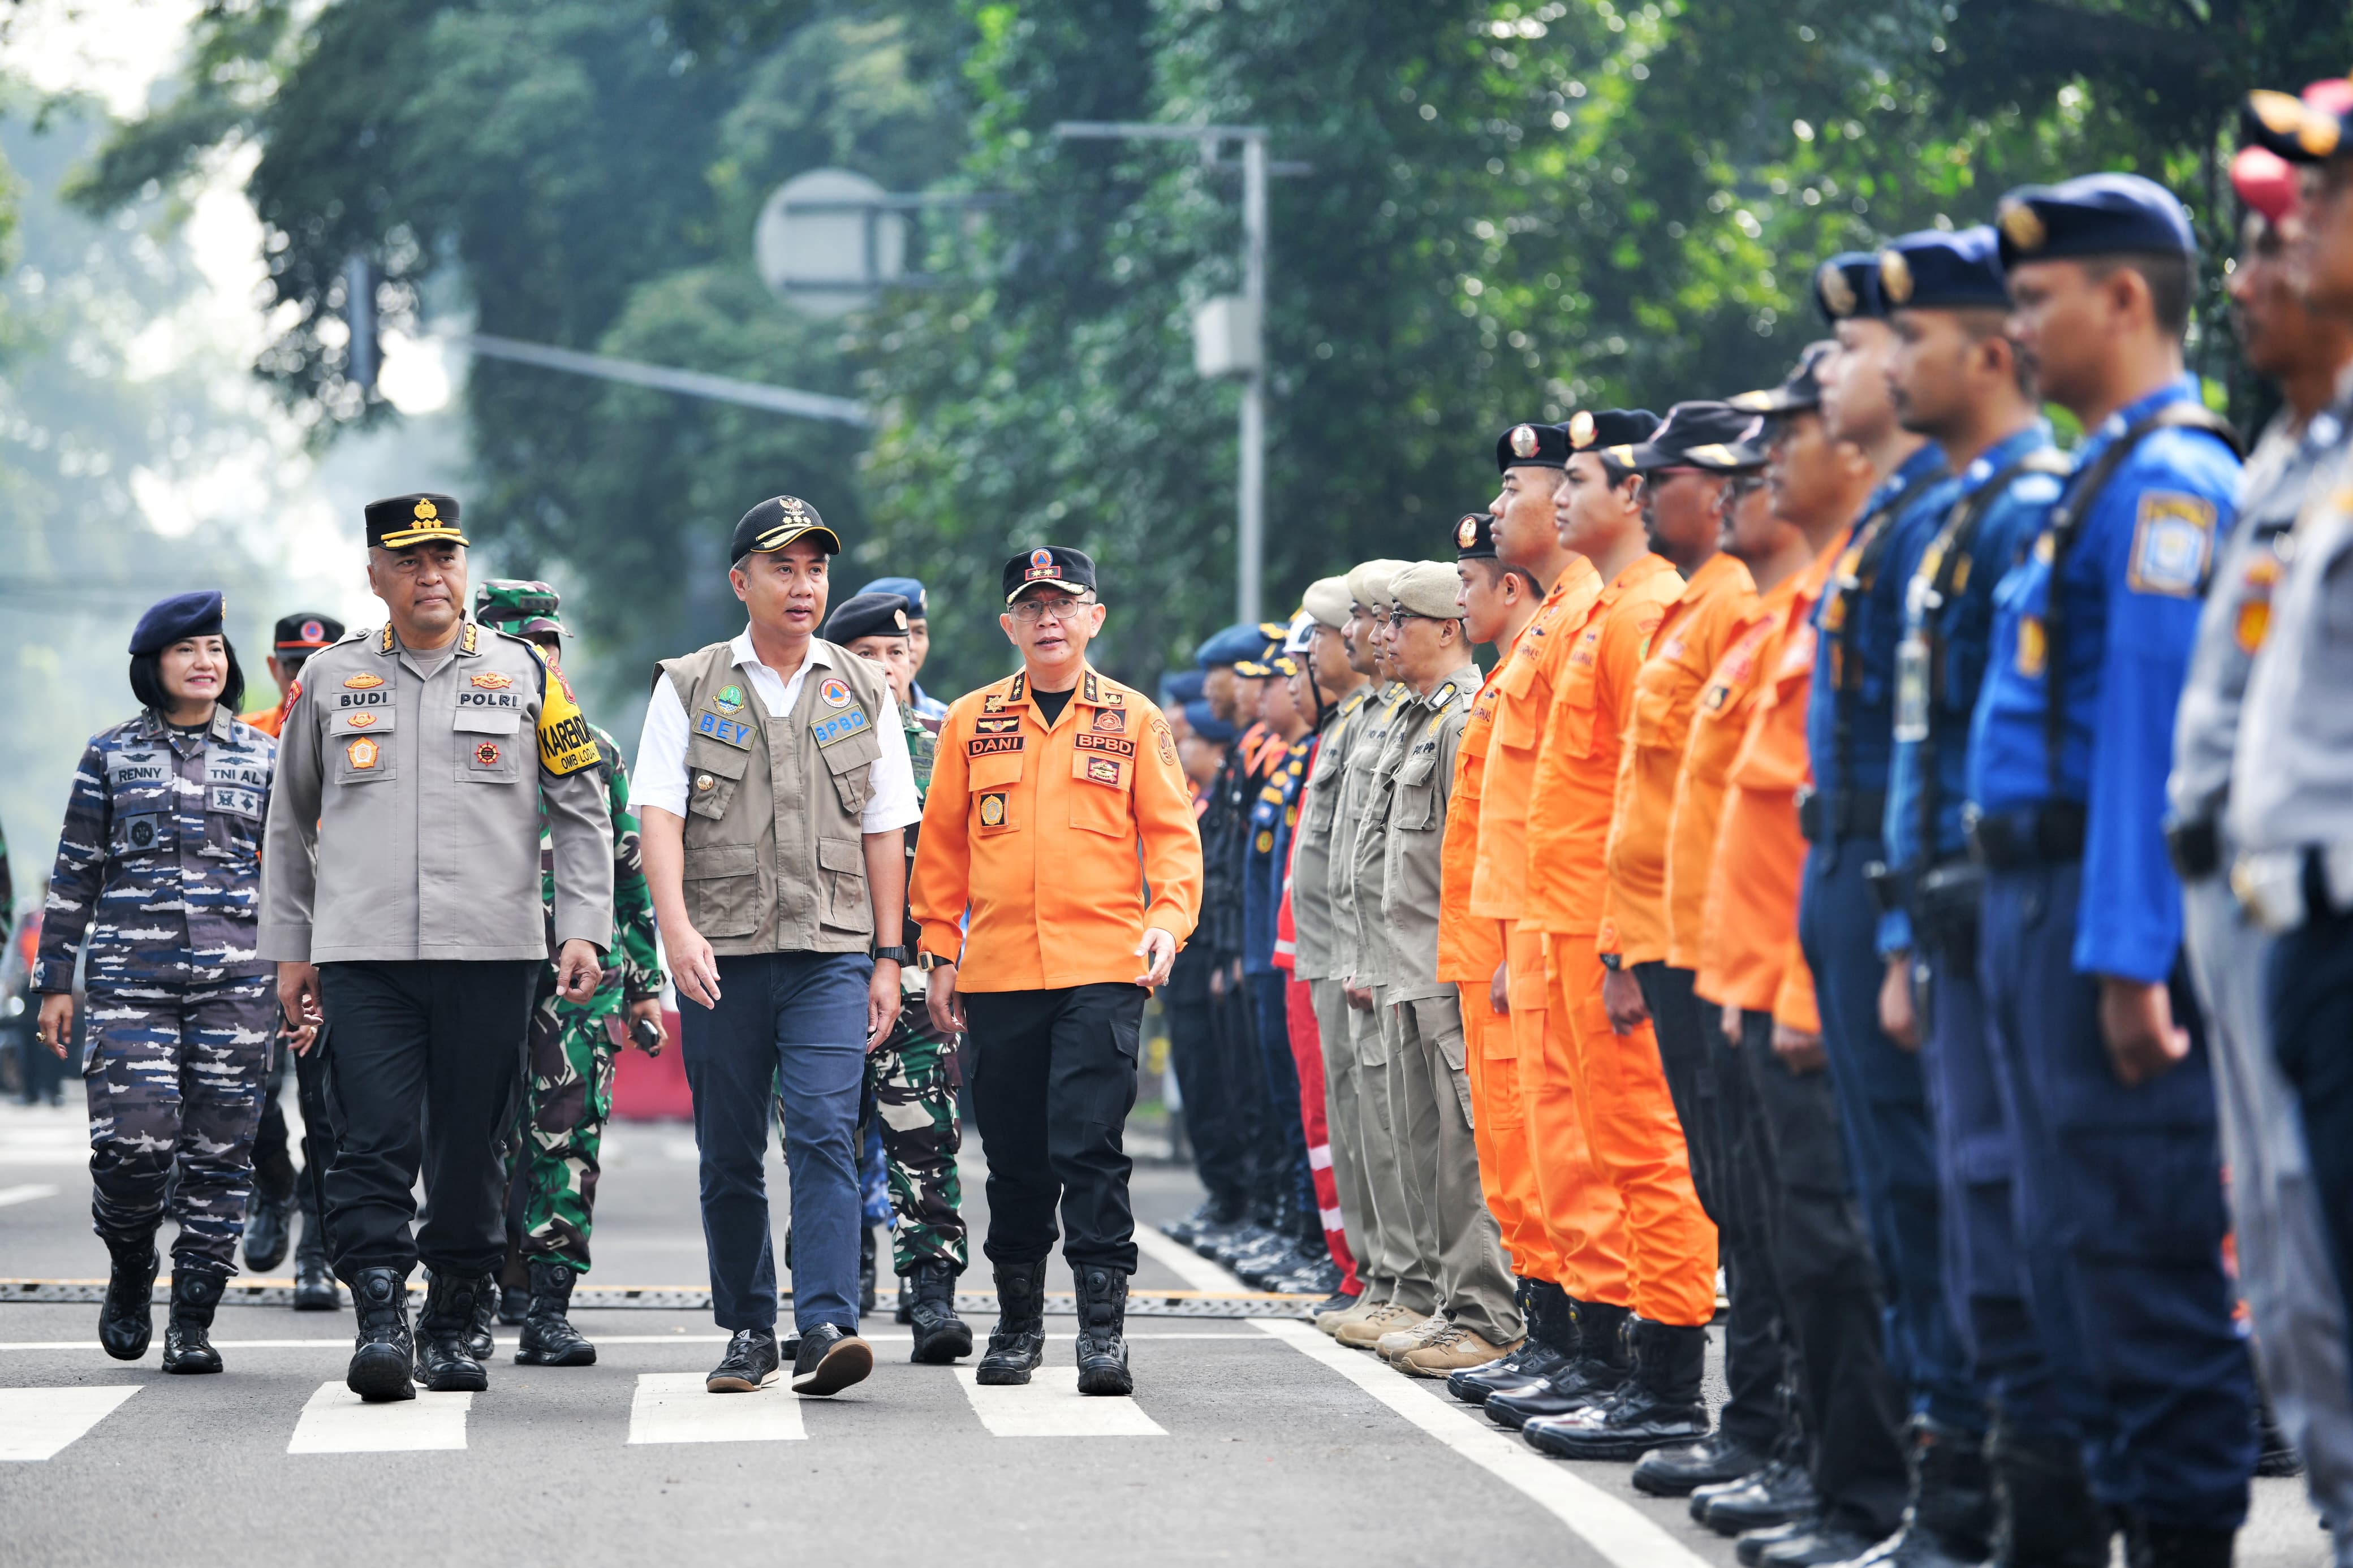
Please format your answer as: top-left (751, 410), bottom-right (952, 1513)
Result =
top-left (0, 1095), bottom-right (2329, 1567)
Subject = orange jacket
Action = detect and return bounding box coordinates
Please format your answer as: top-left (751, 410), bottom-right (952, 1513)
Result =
top-left (1597, 551), bottom-right (1755, 964)
top-left (910, 664), bottom-right (1203, 992)
top-left (1468, 559), bottom-right (1603, 926)
top-left (242, 692), bottom-right (294, 738)
top-left (1437, 662), bottom-right (1508, 984)
top-left (1694, 542), bottom-right (1841, 1032)
top-left (1665, 574), bottom-right (1791, 972)
top-left (1525, 554), bottom-right (1682, 938)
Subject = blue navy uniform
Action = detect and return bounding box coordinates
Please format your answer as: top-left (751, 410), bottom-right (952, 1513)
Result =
top-left (35, 705), bottom-right (277, 1275)
top-left (1795, 434), bottom-right (1978, 1435)
top-left (1242, 697), bottom-right (1316, 1242)
top-left (1880, 422), bottom-right (2072, 1455)
top-left (1968, 373), bottom-right (2254, 1531)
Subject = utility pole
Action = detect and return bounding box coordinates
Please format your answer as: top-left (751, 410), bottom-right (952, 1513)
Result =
top-left (1053, 123), bottom-right (1304, 625)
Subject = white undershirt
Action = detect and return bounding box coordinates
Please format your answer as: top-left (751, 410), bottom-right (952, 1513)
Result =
top-left (634, 629), bottom-right (920, 833)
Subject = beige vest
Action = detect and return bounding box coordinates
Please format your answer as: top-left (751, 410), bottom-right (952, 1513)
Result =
top-left (657, 640), bottom-right (889, 954)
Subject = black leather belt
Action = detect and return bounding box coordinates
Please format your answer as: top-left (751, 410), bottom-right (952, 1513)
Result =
top-left (1796, 787), bottom-right (1888, 845)
top-left (2164, 815), bottom-right (2222, 881)
top-left (1966, 802), bottom-right (2087, 870)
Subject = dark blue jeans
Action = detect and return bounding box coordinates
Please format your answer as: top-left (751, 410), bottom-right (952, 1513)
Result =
top-left (2268, 897), bottom-right (2353, 1384)
top-left (680, 951), bottom-right (870, 1335)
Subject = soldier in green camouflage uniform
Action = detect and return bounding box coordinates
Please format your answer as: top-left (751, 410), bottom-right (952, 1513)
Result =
top-left (476, 581), bottom-right (666, 1367)
top-left (820, 591), bottom-right (971, 1362)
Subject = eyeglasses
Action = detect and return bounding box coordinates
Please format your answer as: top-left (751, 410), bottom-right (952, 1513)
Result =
top-left (1008, 595), bottom-right (1096, 625)
top-left (1385, 610), bottom-right (1443, 628)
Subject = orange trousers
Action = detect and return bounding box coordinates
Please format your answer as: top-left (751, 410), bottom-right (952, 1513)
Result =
top-left (1458, 979), bottom-right (1550, 1286)
top-left (1545, 935), bottom-right (1718, 1326)
top-left (1508, 925), bottom-right (1629, 1306)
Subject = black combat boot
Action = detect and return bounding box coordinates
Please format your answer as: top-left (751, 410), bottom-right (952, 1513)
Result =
top-left (1987, 1419), bottom-right (2111, 1568)
top-left (1524, 1316), bottom-right (1710, 1461)
top-left (2123, 1515), bottom-right (2235, 1568)
top-left (97, 1232), bottom-right (160, 1361)
top-left (290, 1199), bottom-right (338, 1311)
top-left (1699, 1457), bottom-right (1819, 1535)
top-left (1830, 1415), bottom-right (1992, 1566)
top-left (413, 1269), bottom-right (489, 1393)
top-left (907, 1260), bottom-right (973, 1364)
top-left (465, 1271), bottom-right (498, 1360)
top-left (159, 1269), bottom-right (226, 1375)
top-left (859, 1226), bottom-right (879, 1318)
top-left (346, 1267), bottom-right (416, 1402)
top-left (242, 1189), bottom-right (292, 1273)
top-left (1485, 1298), bottom-right (1630, 1430)
top-left (1073, 1265), bottom-right (1133, 1396)
top-left (975, 1257), bottom-right (1048, 1386)
top-left (1451, 1278), bottom-right (1575, 1406)
top-left (896, 1275), bottom-right (915, 1325)
top-left (515, 1259), bottom-right (597, 1366)
top-left (1634, 1429), bottom-right (1771, 1498)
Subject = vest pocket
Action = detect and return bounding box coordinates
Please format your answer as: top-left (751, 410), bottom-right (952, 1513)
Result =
top-left (815, 837), bottom-right (873, 934)
top-left (682, 844), bottom-right (760, 938)
top-left (822, 727), bottom-right (881, 817)
top-left (685, 739), bottom-right (749, 823)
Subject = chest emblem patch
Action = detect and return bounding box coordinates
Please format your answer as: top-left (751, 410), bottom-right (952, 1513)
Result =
top-left (716, 684), bottom-right (745, 714)
top-left (473, 741), bottom-right (501, 767)
top-left (818, 676), bottom-right (853, 709)
top-left (1092, 708), bottom-right (1126, 733)
top-left (978, 791), bottom-right (1007, 827)
top-left (470, 672), bottom-right (512, 690)
top-left (347, 737), bottom-right (380, 770)
top-left (344, 673), bottom-right (384, 690)
top-left (346, 712), bottom-right (377, 728)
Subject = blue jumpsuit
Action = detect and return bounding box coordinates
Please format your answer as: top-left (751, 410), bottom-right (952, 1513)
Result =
top-left (1967, 376), bottom-right (2256, 1530)
top-left (34, 707), bottom-right (277, 1276)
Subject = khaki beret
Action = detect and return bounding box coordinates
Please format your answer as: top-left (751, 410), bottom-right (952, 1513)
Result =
top-left (1301, 576), bottom-right (1352, 629)
top-left (1391, 561), bottom-right (1466, 621)
top-left (1346, 559), bottom-right (1408, 612)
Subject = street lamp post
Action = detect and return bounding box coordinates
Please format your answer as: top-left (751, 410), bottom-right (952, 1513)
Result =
top-left (1053, 122), bottom-right (1299, 626)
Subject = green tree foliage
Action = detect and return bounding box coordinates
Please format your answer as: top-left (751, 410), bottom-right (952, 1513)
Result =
top-left (73, 0), bottom-right (2353, 697)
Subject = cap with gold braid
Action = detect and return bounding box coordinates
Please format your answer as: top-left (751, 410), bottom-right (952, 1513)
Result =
top-left (366, 493), bottom-right (468, 551)
top-left (730, 494), bottom-right (843, 562)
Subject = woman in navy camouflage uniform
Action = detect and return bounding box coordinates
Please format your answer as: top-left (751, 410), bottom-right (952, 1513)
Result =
top-left (33, 591), bottom-right (278, 1375)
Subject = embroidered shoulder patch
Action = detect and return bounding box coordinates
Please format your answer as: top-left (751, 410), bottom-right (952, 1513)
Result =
top-left (532, 647), bottom-right (600, 776)
top-left (2127, 491), bottom-right (2216, 598)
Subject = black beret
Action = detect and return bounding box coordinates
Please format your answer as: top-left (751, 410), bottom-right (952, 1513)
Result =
top-left (272, 612), bottom-right (344, 652)
top-left (365, 493), bottom-right (466, 551)
top-left (1452, 511), bottom-right (1498, 559)
top-left (731, 495), bottom-right (842, 561)
top-left (1581, 409), bottom-right (1668, 474)
top-left (1812, 252), bottom-right (1886, 325)
top-left (1993, 173), bottom-right (2197, 269)
top-left (824, 591), bottom-right (913, 645)
top-left (1728, 341), bottom-right (1835, 417)
top-left (1624, 401), bottom-right (1755, 472)
top-left (1002, 545), bottom-right (1097, 603)
top-left (130, 590), bottom-right (226, 656)
top-left (2242, 83), bottom-right (2353, 167)
top-left (1878, 225), bottom-right (2008, 310)
top-left (1494, 421), bottom-right (1570, 472)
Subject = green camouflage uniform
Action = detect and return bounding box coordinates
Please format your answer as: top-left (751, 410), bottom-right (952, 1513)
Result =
top-left (513, 722), bottom-right (663, 1272)
top-left (868, 706), bottom-right (966, 1274)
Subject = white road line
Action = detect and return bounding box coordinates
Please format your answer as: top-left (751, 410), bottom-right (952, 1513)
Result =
top-left (1130, 1223), bottom-right (1251, 1293)
top-left (0, 1184), bottom-right (61, 1207)
top-left (286, 1382), bottom-right (470, 1453)
top-left (0, 1385), bottom-right (138, 1460)
top-left (953, 1366), bottom-right (1166, 1437)
top-left (627, 1371), bottom-right (805, 1444)
top-left (1255, 1320), bottom-right (1712, 1568)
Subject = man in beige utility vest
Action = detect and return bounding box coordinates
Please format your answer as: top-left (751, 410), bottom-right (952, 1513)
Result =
top-left (636, 495), bottom-right (923, 1400)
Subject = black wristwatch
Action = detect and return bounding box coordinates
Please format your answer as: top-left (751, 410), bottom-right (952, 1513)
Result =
top-left (872, 945), bottom-right (913, 964)
top-left (1598, 952), bottom-right (1623, 972)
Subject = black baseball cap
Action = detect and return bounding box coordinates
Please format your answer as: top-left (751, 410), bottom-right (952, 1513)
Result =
top-left (730, 495), bottom-right (842, 562)
top-left (1002, 546), bottom-right (1097, 603)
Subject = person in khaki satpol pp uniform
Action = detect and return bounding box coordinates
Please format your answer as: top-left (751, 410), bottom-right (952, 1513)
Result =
top-left (636, 495), bottom-right (924, 1401)
top-left (261, 493), bottom-right (613, 1405)
top-left (1374, 559), bottom-right (1525, 1376)
top-left (910, 546), bottom-right (1203, 1398)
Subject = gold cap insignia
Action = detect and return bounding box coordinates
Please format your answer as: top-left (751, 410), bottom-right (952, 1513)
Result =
top-left (1509, 424), bottom-right (1541, 459)
top-left (1816, 261), bottom-right (1858, 318)
top-left (1878, 249), bottom-right (1914, 306)
top-left (893, 607), bottom-right (910, 630)
top-left (1998, 198), bottom-right (2048, 254)
top-left (1456, 516), bottom-right (1480, 549)
top-left (414, 498), bottom-right (438, 521)
top-left (1568, 411), bottom-right (1597, 450)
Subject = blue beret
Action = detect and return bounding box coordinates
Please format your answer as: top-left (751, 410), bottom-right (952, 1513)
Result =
top-left (1195, 624), bottom-right (1266, 669)
top-left (855, 576), bottom-right (928, 616)
top-left (1878, 226), bottom-right (2009, 310)
top-left (1162, 669), bottom-right (1205, 706)
top-left (1994, 173), bottom-right (2197, 269)
top-left (1183, 700), bottom-right (1237, 744)
top-left (1813, 252), bottom-right (1886, 324)
top-left (129, 590), bottom-right (226, 656)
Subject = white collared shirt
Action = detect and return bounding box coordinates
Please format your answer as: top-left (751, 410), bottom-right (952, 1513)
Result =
top-left (634, 629), bottom-right (920, 832)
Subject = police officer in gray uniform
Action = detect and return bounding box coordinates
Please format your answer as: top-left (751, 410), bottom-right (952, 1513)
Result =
top-left (261, 494), bottom-right (613, 1404)
top-left (2166, 146), bottom-right (2353, 1556)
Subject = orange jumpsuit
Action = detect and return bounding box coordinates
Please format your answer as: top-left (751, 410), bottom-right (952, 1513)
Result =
top-left (1437, 656), bottom-right (1546, 1281)
top-left (1526, 554), bottom-right (1717, 1328)
top-left (1695, 543), bottom-right (1842, 1033)
top-left (1466, 558), bottom-right (1626, 1301)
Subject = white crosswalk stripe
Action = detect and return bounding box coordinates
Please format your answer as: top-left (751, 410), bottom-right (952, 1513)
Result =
top-left (0, 1385), bottom-right (139, 1459)
top-left (952, 1366), bottom-right (1166, 1437)
top-left (627, 1372), bottom-right (805, 1444)
top-left (286, 1383), bottom-right (471, 1453)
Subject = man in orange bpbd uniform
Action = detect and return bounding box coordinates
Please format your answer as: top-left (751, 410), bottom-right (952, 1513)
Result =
top-left (1693, 336), bottom-right (1911, 1566)
top-left (1514, 415), bottom-right (1717, 1465)
top-left (1438, 511), bottom-right (1559, 1407)
top-left (911, 546), bottom-right (1203, 1398)
top-left (1472, 412), bottom-right (1640, 1436)
top-left (242, 613), bottom-right (346, 738)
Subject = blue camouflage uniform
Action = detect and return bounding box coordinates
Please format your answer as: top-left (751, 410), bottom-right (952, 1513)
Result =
top-left (1796, 430), bottom-right (1976, 1432)
top-left (35, 705), bottom-right (277, 1276)
top-left (1967, 367), bottom-right (2255, 1531)
top-left (1880, 419), bottom-right (2072, 1449)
